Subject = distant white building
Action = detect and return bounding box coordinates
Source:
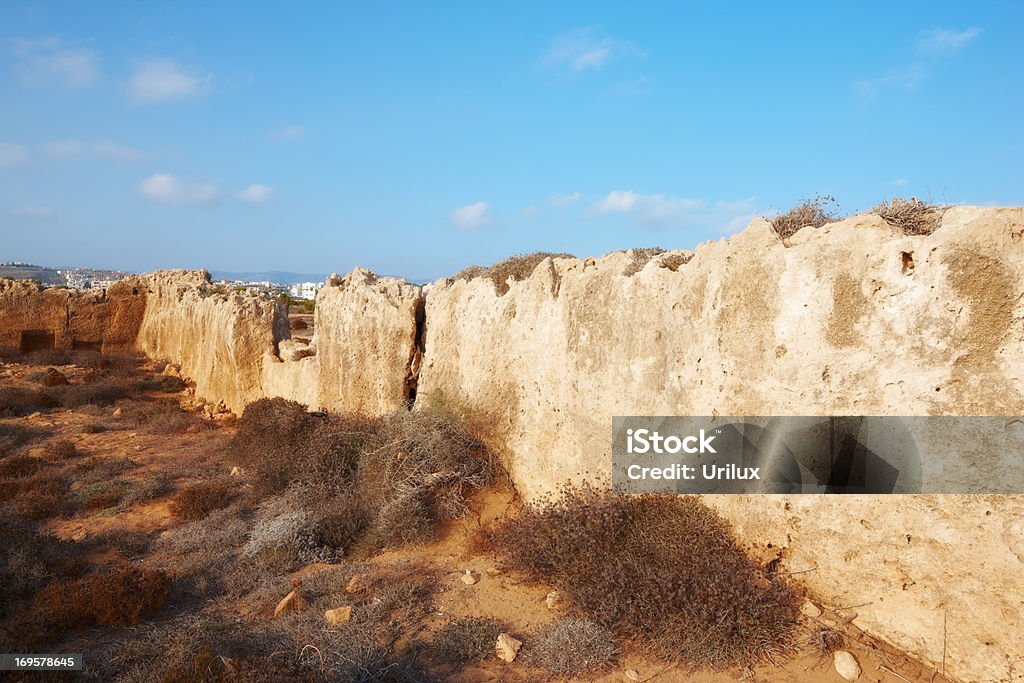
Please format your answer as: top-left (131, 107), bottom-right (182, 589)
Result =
top-left (289, 282), bottom-right (319, 300)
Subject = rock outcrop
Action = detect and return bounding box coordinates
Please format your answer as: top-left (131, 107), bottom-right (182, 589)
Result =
top-left (416, 206), bottom-right (1024, 682)
top-left (0, 277), bottom-right (147, 353)
top-left (314, 269), bottom-right (423, 414)
top-left (135, 270), bottom-right (288, 414)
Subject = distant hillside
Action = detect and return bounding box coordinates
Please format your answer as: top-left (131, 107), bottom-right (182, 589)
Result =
top-left (0, 263), bottom-right (64, 285)
top-left (210, 270), bottom-right (328, 284)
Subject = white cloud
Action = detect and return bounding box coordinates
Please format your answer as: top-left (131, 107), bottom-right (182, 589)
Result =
top-left (919, 27), bottom-right (982, 55)
top-left (892, 178), bottom-right (910, 187)
top-left (0, 142), bottom-right (29, 167)
top-left (591, 191), bottom-right (760, 231)
top-left (236, 184), bottom-right (274, 203)
top-left (43, 140), bottom-right (141, 160)
top-left (139, 173), bottom-right (218, 205)
top-left (10, 206), bottom-right (54, 217)
top-left (549, 191), bottom-right (583, 208)
top-left (520, 205), bottom-right (540, 217)
top-left (275, 123), bottom-right (305, 140)
top-left (545, 27), bottom-right (645, 72)
top-left (853, 65), bottom-right (925, 100)
top-left (595, 190), bottom-right (640, 214)
top-left (12, 37), bottom-right (99, 89)
top-left (451, 202), bottom-right (491, 230)
top-left (128, 59), bottom-right (211, 104)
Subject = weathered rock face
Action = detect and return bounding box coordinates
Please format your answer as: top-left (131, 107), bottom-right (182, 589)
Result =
top-left (314, 269), bottom-right (423, 415)
top-left (0, 277), bottom-right (147, 353)
top-left (135, 270), bottom-right (288, 414)
top-left (416, 206), bottom-right (1024, 682)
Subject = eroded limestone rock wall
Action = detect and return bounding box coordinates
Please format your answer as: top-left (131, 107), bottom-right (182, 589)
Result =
top-left (313, 268), bottom-right (423, 415)
top-left (135, 270), bottom-right (288, 414)
top-left (0, 278), bottom-right (147, 353)
top-left (416, 206), bottom-right (1024, 682)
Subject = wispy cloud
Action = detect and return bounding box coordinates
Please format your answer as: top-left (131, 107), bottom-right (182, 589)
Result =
top-left (275, 123), bottom-right (305, 140)
top-left (236, 184), bottom-right (274, 203)
top-left (918, 27), bottom-right (982, 55)
top-left (853, 65), bottom-right (925, 100)
top-left (128, 59), bottom-right (211, 104)
top-left (11, 36), bottom-right (99, 89)
top-left (892, 178), bottom-right (910, 187)
top-left (139, 173), bottom-right (218, 205)
top-left (549, 191), bottom-right (583, 208)
top-left (544, 27), bottom-right (646, 72)
top-left (0, 142), bottom-right (29, 167)
top-left (10, 206), bottom-right (54, 217)
top-left (43, 140), bottom-right (141, 160)
top-left (591, 190), bottom-right (759, 232)
top-left (451, 202), bottom-right (491, 230)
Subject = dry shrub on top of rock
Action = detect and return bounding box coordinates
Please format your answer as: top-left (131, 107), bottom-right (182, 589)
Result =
top-left (454, 252), bottom-right (574, 295)
top-left (872, 197), bottom-right (944, 235)
top-left (486, 485), bottom-right (799, 667)
top-left (770, 194), bottom-right (840, 239)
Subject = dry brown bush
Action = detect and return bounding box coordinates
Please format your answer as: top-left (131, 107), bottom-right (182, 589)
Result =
top-left (11, 568), bottom-right (170, 647)
top-left (622, 247), bottom-right (664, 276)
top-left (454, 252), bottom-right (574, 295)
top-left (770, 194), bottom-right (840, 239)
top-left (7, 471), bottom-right (72, 520)
top-left (43, 438), bottom-right (78, 460)
top-left (0, 518), bottom-right (86, 615)
top-left (528, 617), bottom-right (618, 676)
top-left (430, 617), bottom-right (502, 666)
top-left (171, 478), bottom-right (236, 521)
top-left (355, 410), bottom-right (497, 551)
top-left (872, 197), bottom-right (943, 235)
top-left (0, 423), bottom-right (46, 454)
top-left (227, 398), bottom-right (375, 498)
top-left (486, 485), bottom-right (799, 666)
top-left (0, 387), bottom-right (60, 417)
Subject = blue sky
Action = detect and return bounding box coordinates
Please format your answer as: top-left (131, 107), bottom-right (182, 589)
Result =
top-left (1, 2), bottom-right (1021, 281)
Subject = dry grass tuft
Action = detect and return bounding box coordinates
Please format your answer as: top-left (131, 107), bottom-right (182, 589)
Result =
top-left (430, 617), bottom-right (502, 666)
top-left (770, 194), bottom-right (840, 239)
top-left (872, 197), bottom-right (943, 235)
top-left (487, 484), bottom-right (799, 666)
top-left (528, 617), bottom-right (618, 676)
top-left (453, 252), bottom-right (574, 295)
top-left (803, 627), bottom-right (845, 656)
top-left (622, 248), bottom-right (664, 276)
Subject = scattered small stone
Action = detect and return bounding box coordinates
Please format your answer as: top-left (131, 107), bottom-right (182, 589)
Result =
top-left (27, 411), bottom-right (41, 420)
top-left (624, 670), bottom-right (641, 682)
top-left (545, 590), bottom-right (566, 610)
top-left (461, 570), bottom-right (480, 585)
top-left (112, 407), bottom-right (123, 417)
top-left (800, 600), bottom-right (823, 618)
top-left (833, 650), bottom-right (861, 681)
top-left (495, 633), bottom-right (522, 662)
top-left (161, 364), bottom-right (182, 379)
top-left (345, 576), bottom-right (362, 593)
top-left (230, 466), bottom-right (241, 477)
top-left (324, 606), bottom-right (352, 625)
top-left (273, 590), bottom-right (307, 618)
top-left (485, 567), bottom-right (502, 577)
